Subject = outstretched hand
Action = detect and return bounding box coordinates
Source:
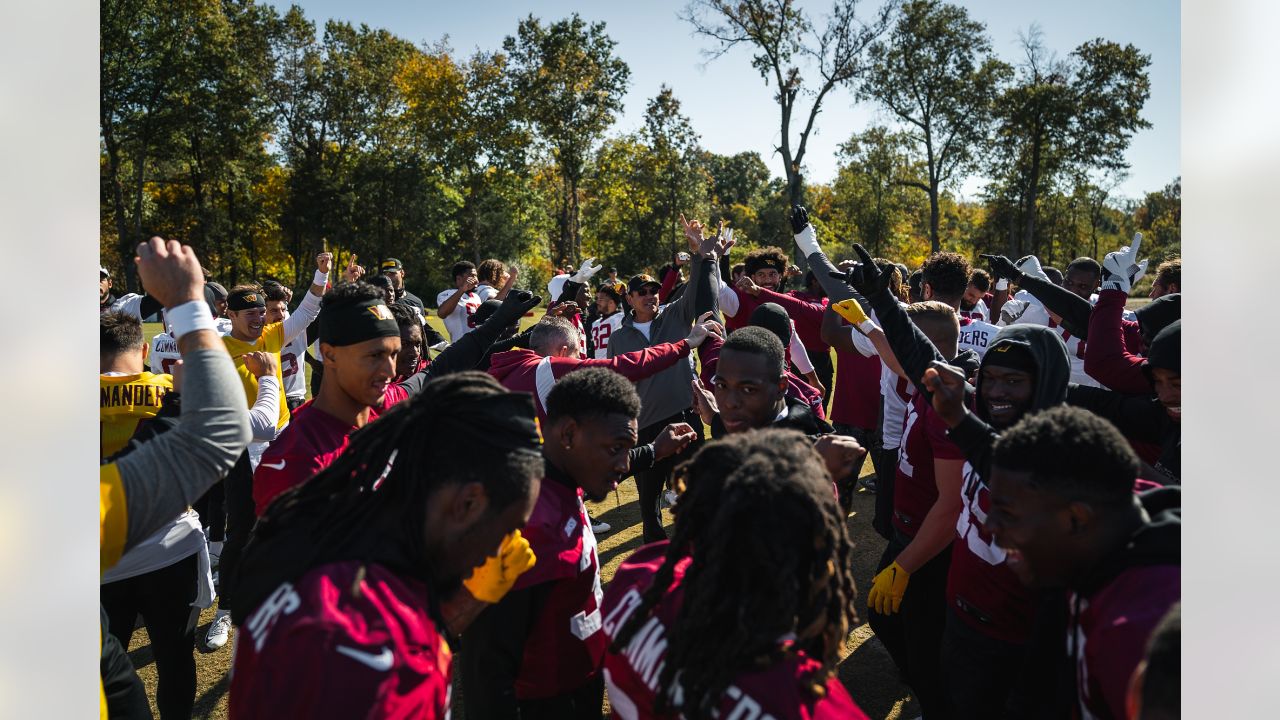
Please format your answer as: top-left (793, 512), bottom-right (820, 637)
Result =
top-left (977, 254), bottom-right (1021, 283)
top-left (653, 422), bottom-right (698, 461)
top-left (1101, 232), bottom-right (1148, 294)
top-left (921, 360), bottom-right (969, 428)
top-left (490, 289), bottom-right (541, 328)
top-left (790, 205), bottom-right (810, 235)
top-left (135, 236), bottom-right (205, 309)
top-left (690, 377), bottom-right (718, 426)
top-left (828, 243), bottom-right (890, 299)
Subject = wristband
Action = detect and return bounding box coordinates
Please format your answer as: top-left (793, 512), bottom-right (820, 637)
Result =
top-left (167, 299), bottom-right (218, 341)
top-left (857, 319), bottom-right (876, 334)
top-left (995, 278), bottom-right (1009, 291)
top-left (313, 269), bottom-right (330, 287)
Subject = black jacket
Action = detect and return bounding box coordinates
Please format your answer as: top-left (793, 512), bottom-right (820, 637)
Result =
top-left (709, 395), bottom-right (834, 440)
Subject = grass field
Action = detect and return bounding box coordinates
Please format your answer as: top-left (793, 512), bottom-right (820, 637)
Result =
top-left (126, 299), bottom-right (1154, 718)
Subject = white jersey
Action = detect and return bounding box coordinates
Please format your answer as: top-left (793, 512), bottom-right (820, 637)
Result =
top-left (476, 284), bottom-right (500, 302)
top-left (278, 310), bottom-right (308, 400)
top-left (435, 289), bottom-right (482, 342)
top-left (1001, 291), bottom-right (1102, 388)
top-left (959, 298), bottom-right (989, 323)
top-left (880, 362), bottom-right (914, 449)
top-left (958, 318), bottom-right (1000, 358)
top-left (149, 332), bottom-right (182, 375)
top-left (591, 312), bottom-right (624, 359)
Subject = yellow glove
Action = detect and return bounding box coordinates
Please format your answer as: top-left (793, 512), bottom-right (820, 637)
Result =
top-left (867, 561), bottom-right (910, 615)
top-left (832, 298), bottom-right (876, 333)
top-left (462, 530), bottom-right (537, 603)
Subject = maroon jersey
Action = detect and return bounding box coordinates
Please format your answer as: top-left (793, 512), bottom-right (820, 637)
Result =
top-left (253, 386), bottom-right (411, 515)
top-left (946, 463), bottom-right (1037, 643)
top-left (893, 392), bottom-right (964, 537)
top-left (829, 344), bottom-right (882, 429)
top-left (601, 542), bottom-right (869, 720)
top-left (229, 561), bottom-right (452, 720)
top-left (1068, 565), bottom-right (1180, 720)
top-left (512, 476), bottom-right (605, 699)
top-left (785, 289), bottom-right (831, 352)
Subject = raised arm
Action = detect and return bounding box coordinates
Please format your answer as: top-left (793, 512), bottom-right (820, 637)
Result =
top-left (789, 206), bottom-right (858, 305)
top-left (981, 254), bottom-right (1091, 337)
top-left (280, 253), bottom-right (331, 344)
top-left (1084, 289), bottom-right (1152, 394)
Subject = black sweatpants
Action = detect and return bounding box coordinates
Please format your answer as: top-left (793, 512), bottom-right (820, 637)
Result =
top-left (516, 674), bottom-right (604, 720)
top-left (192, 480), bottom-right (225, 543)
top-left (633, 408), bottom-right (703, 543)
top-left (100, 605), bottom-right (152, 720)
top-left (100, 554), bottom-right (199, 720)
top-left (867, 533), bottom-right (952, 719)
top-left (869, 446), bottom-right (899, 541)
top-left (214, 449), bottom-right (255, 607)
top-left (809, 348), bottom-right (834, 405)
top-left (832, 423), bottom-right (874, 512)
top-left (941, 607), bottom-right (1028, 719)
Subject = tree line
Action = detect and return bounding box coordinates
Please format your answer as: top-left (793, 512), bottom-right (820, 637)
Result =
top-left (101, 0), bottom-right (1178, 300)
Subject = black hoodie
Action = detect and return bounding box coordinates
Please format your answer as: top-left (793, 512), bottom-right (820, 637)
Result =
top-left (1068, 321), bottom-right (1180, 483)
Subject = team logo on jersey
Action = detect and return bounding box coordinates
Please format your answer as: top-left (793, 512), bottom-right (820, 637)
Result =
top-left (367, 304), bottom-right (394, 320)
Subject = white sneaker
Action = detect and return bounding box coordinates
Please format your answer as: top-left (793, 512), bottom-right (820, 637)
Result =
top-left (205, 611), bottom-right (232, 650)
top-left (590, 518), bottom-right (611, 534)
top-left (663, 489), bottom-right (679, 508)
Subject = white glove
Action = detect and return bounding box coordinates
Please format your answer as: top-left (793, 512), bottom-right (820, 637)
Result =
top-left (1014, 255), bottom-right (1050, 283)
top-left (793, 224), bottom-right (821, 258)
top-left (1101, 233), bottom-right (1148, 294)
top-left (571, 258), bottom-right (602, 283)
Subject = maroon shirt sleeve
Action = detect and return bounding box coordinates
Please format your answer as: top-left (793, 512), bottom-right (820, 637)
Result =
top-left (554, 340), bottom-right (692, 383)
top-left (757, 287), bottom-right (827, 343)
top-left (698, 334), bottom-right (723, 386)
top-left (925, 407), bottom-right (965, 461)
top-left (658, 266), bottom-right (679, 304)
top-left (1084, 289), bottom-right (1152, 394)
top-left (253, 448), bottom-right (323, 517)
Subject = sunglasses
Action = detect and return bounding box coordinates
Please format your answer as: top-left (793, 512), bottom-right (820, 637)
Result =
top-left (632, 287), bottom-right (659, 297)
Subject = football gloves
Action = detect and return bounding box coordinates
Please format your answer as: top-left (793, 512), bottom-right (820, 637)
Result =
top-left (462, 530), bottom-right (537, 604)
top-left (1101, 232), bottom-right (1149, 295)
top-left (570, 258), bottom-right (603, 284)
top-left (831, 298), bottom-right (876, 333)
top-left (867, 561), bottom-right (910, 615)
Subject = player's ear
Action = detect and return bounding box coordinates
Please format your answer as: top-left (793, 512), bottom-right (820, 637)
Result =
top-left (557, 417), bottom-right (578, 451)
top-left (446, 481), bottom-right (489, 526)
top-left (1065, 501), bottom-right (1094, 535)
top-left (319, 342), bottom-right (336, 364)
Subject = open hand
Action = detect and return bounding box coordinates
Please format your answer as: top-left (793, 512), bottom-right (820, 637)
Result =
top-left (653, 422), bottom-right (697, 461)
top-left (134, 236), bottom-right (205, 309)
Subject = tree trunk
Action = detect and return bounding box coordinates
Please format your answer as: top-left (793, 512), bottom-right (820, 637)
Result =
top-left (1022, 133), bottom-right (1043, 255)
top-left (568, 174), bottom-right (581, 267)
top-left (928, 183), bottom-right (941, 255)
top-left (102, 123), bottom-right (138, 292)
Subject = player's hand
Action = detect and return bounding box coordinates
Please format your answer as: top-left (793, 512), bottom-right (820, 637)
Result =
top-left (548, 301), bottom-right (581, 318)
top-left (462, 530), bottom-right (537, 604)
top-left (813, 434), bottom-right (865, 482)
top-left (828, 244), bottom-right (890, 299)
top-left (978, 254), bottom-right (1021, 283)
top-left (463, 275), bottom-right (479, 292)
top-left (679, 213), bottom-right (705, 252)
top-left (489, 289), bottom-right (541, 329)
top-left (653, 422), bottom-right (697, 461)
top-left (922, 360), bottom-right (969, 428)
top-left (735, 274), bottom-right (761, 297)
top-left (684, 317), bottom-right (719, 348)
top-left (785, 264), bottom-right (801, 279)
top-left (1101, 232), bottom-right (1147, 294)
top-left (1014, 255), bottom-right (1050, 283)
top-left (316, 252), bottom-right (333, 274)
top-left (696, 311), bottom-right (726, 340)
top-left (867, 561), bottom-right (910, 615)
top-left (135, 236), bottom-right (205, 309)
top-left (831, 298), bottom-right (875, 332)
top-left (571, 258), bottom-right (602, 283)
top-left (790, 205), bottom-right (810, 235)
top-left (713, 226), bottom-right (736, 259)
top-left (242, 351), bottom-right (278, 379)
top-left (501, 266), bottom-right (519, 288)
top-left (690, 377), bottom-right (718, 426)
top-left (342, 253), bottom-right (364, 283)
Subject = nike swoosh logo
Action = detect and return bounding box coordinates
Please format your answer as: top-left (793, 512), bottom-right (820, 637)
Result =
top-left (260, 460), bottom-right (286, 470)
top-left (335, 645), bottom-right (394, 672)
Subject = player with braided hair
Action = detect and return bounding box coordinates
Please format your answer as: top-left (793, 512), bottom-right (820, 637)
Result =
top-left (227, 371), bottom-right (544, 719)
top-left (600, 429), bottom-right (868, 720)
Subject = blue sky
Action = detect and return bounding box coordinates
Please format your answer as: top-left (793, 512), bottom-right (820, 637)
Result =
top-left (266, 0), bottom-right (1179, 202)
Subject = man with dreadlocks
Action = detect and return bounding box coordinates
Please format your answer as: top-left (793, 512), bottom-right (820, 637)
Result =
top-left (600, 429), bottom-right (868, 719)
top-left (227, 372), bottom-right (545, 719)
top-left (462, 368), bottom-right (681, 719)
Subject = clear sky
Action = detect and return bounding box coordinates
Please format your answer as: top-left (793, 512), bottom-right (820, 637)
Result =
top-left (266, 0), bottom-right (1179, 203)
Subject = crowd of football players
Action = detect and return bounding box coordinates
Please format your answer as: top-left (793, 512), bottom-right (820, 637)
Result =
top-left (99, 205), bottom-right (1180, 719)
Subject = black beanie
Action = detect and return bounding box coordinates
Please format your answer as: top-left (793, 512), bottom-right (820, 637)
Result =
top-left (984, 341), bottom-right (1038, 374)
top-left (1145, 319), bottom-right (1180, 374)
top-left (1134, 293), bottom-right (1180, 342)
top-left (748, 302), bottom-right (792, 349)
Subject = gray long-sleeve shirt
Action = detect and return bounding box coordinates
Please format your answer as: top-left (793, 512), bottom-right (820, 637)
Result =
top-left (113, 346), bottom-right (251, 555)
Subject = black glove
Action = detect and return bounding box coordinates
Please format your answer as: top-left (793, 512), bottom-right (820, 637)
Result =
top-left (978, 254), bottom-right (1022, 283)
top-left (827, 243), bottom-right (891, 299)
top-left (790, 205), bottom-right (810, 235)
top-left (489, 289), bottom-right (541, 329)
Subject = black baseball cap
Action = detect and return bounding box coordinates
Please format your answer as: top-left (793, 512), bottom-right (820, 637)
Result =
top-left (381, 258), bottom-right (404, 273)
top-left (628, 274), bottom-right (661, 294)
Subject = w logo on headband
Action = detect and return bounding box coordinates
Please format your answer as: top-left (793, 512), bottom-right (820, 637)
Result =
top-left (244, 294), bottom-right (257, 303)
top-left (367, 304), bottom-right (394, 320)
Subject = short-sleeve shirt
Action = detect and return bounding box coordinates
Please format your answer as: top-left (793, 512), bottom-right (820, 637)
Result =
top-left (100, 372), bottom-right (173, 459)
top-left (893, 392), bottom-right (965, 537)
top-left (435, 289), bottom-right (481, 342)
top-left (591, 312), bottom-right (624, 359)
top-left (222, 323), bottom-right (291, 429)
top-left (229, 561), bottom-right (452, 720)
top-left (511, 476), bottom-right (605, 699)
top-left (601, 542), bottom-right (870, 720)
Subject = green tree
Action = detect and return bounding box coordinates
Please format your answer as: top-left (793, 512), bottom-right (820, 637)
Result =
top-left (641, 86), bottom-right (711, 261)
top-left (990, 27), bottom-right (1152, 255)
top-left (504, 14), bottom-right (631, 267)
top-left (831, 126), bottom-right (922, 257)
top-left (682, 0), bottom-right (893, 215)
top-left (861, 0), bottom-right (1010, 253)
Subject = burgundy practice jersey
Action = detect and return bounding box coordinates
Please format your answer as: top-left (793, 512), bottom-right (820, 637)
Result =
top-left (1068, 565), bottom-right (1180, 720)
top-left (893, 392), bottom-right (965, 537)
top-left (829, 344), bottom-right (882, 430)
top-left (600, 542), bottom-right (870, 720)
top-left (229, 561), bottom-right (452, 720)
top-left (512, 477), bottom-right (606, 699)
top-left (946, 463), bottom-right (1037, 644)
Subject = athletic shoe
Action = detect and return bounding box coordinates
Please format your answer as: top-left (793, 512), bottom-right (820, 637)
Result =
top-left (859, 475), bottom-right (878, 494)
top-left (662, 489), bottom-right (679, 508)
top-left (590, 518), bottom-right (611, 534)
top-left (205, 611), bottom-right (232, 650)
